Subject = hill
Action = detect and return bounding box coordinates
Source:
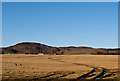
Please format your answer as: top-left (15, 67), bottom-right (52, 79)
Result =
top-left (0, 42), bottom-right (119, 55)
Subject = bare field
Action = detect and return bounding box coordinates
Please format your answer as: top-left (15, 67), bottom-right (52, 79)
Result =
top-left (2, 54), bottom-right (119, 81)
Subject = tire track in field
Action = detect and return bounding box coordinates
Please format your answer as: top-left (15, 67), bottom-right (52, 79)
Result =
top-left (32, 71), bottom-right (75, 80)
top-left (47, 57), bottom-right (116, 80)
top-left (47, 71), bottom-right (75, 80)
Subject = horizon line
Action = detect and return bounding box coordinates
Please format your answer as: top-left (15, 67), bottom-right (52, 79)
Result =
top-left (0, 41), bottom-right (118, 49)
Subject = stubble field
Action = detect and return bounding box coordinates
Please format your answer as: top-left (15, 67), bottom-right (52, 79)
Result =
top-left (2, 54), bottom-right (119, 81)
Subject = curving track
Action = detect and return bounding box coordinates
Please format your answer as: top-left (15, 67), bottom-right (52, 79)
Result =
top-left (47, 57), bottom-right (117, 80)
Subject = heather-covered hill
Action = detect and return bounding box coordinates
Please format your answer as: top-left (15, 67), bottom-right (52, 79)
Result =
top-left (0, 42), bottom-right (119, 55)
top-left (2, 42), bottom-right (58, 54)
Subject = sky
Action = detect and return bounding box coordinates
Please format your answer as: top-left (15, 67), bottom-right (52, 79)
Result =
top-left (1, 0), bottom-right (120, 2)
top-left (2, 2), bottom-right (118, 48)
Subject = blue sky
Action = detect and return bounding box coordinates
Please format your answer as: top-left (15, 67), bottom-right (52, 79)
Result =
top-left (2, 0), bottom-right (120, 2)
top-left (2, 2), bottom-right (118, 48)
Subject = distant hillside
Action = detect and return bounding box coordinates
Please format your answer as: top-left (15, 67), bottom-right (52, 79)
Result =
top-left (0, 42), bottom-right (119, 55)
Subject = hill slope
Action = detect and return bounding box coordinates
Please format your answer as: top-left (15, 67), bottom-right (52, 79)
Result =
top-left (0, 42), bottom-right (119, 55)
